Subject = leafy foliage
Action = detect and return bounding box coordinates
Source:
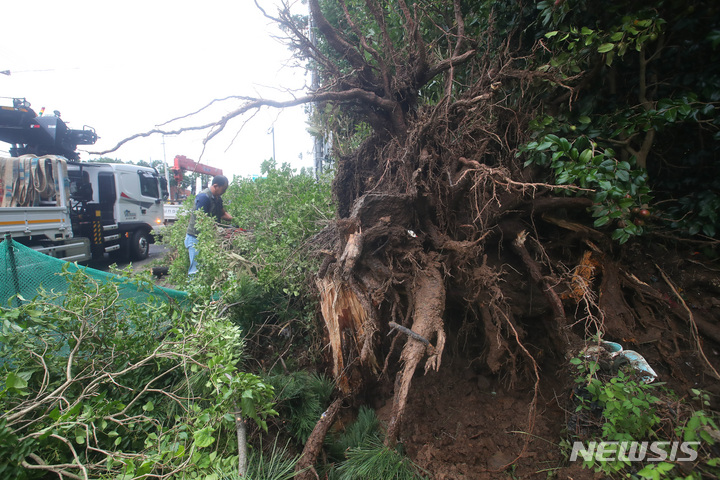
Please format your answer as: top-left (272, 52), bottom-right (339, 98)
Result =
top-left (320, 406), bottom-right (427, 480)
top-left (521, 0), bottom-right (720, 241)
top-left (568, 354), bottom-right (720, 479)
top-left (572, 357), bottom-right (661, 443)
top-left (0, 269), bottom-right (277, 479)
top-left (222, 160), bottom-right (334, 293)
top-left (325, 405), bottom-right (381, 462)
top-left (158, 160), bottom-right (334, 381)
top-left (162, 160), bottom-right (333, 320)
top-left (334, 439), bottom-right (427, 480)
top-left (521, 133), bottom-right (652, 243)
top-left (219, 438), bottom-right (299, 480)
top-left (323, 406), bottom-right (426, 480)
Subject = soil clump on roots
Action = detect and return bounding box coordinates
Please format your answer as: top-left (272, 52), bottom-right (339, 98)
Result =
top-left (310, 96), bottom-right (720, 478)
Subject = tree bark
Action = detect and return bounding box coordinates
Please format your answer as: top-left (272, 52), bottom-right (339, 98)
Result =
top-left (294, 397), bottom-right (344, 480)
top-left (386, 261), bottom-right (446, 444)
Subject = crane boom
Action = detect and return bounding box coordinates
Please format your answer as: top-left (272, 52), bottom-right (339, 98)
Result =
top-left (171, 155), bottom-right (223, 182)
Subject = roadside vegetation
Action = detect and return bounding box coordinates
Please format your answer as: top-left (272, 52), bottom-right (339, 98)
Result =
top-left (565, 349), bottom-right (720, 479)
top-left (0, 160), bottom-right (429, 478)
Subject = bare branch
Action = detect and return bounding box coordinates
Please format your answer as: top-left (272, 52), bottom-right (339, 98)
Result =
top-left (92, 89), bottom-right (399, 155)
top-left (156, 95), bottom-right (256, 127)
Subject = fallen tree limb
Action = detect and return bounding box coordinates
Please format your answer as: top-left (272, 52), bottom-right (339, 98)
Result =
top-left (294, 397), bottom-right (345, 480)
top-left (91, 88), bottom-right (403, 156)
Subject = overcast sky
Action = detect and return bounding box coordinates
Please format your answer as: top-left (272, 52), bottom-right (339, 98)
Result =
top-left (1, 0), bottom-right (314, 179)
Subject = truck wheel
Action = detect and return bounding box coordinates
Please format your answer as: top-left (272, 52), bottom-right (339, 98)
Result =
top-left (130, 230), bottom-right (150, 260)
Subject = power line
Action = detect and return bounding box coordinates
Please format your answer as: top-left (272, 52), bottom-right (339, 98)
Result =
top-left (0, 67), bottom-right (81, 76)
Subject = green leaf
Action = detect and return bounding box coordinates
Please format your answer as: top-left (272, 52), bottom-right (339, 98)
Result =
top-left (594, 216), bottom-right (611, 227)
top-left (175, 444), bottom-right (185, 457)
top-left (579, 149), bottom-right (592, 163)
top-left (537, 141), bottom-right (553, 151)
top-left (143, 401), bottom-right (154, 412)
top-left (598, 43), bottom-right (615, 53)
top-left (193, 427), bottom-right (215, 448)
top-left (616, 170), bottom-right (630, 182)
top-left (5, 372), bottom-right (28, 390)
top-left (637, 465), bottom-right (659, 480)
top-left (605, 50), bottom-right (615, 66)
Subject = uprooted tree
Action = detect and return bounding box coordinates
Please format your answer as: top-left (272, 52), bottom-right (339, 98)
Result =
top-left (97, 0), bottom-right (720, 464)
top-left (280, 0), bottom-right (720, 451)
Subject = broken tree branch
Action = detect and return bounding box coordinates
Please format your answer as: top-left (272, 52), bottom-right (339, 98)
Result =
top-left (91, 89), bottom-right (398, 156)
top-left (294, 396), bottom-right (344, 480)
top-left (388, 321), bottom-right (430, 347)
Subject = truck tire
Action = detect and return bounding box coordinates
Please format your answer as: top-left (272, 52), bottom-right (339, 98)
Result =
top-left (130, 230), bottom-right (150, 260)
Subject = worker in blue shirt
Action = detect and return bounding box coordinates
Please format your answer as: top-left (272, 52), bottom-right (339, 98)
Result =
top-left (184, 175), bottom-right (233, 275)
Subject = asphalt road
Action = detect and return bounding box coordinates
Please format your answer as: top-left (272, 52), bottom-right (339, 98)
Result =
top-left (86, 243), bottom-right (171, 272)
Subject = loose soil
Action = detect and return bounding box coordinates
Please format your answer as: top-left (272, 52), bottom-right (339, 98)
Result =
top-left (364, 242), bottom-right (720, 480)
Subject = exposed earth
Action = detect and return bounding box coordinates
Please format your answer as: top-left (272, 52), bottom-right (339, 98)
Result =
top-left (355, 239), bottom-right (720, 479)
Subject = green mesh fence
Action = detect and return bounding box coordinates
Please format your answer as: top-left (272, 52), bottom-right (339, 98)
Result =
top-left (0, 237), bottom-right (188, 307)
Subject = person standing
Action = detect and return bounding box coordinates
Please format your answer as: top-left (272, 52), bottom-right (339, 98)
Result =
top-left (184, 175), bottom-right (233, 275)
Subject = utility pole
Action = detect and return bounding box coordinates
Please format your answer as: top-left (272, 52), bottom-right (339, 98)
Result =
top-left (269, 126), bottom-right (276, 161)
top-left (308, 6), bottom-right (329, 177)
top-left (162, 135), bottom-right (171, 201)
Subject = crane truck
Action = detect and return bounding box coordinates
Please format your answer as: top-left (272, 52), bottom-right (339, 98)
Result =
top-left (0, 97), bottom-right (164, 262)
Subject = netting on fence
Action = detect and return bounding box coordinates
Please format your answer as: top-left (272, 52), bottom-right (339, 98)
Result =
top-left (0, 237), bottom-right (188, 307)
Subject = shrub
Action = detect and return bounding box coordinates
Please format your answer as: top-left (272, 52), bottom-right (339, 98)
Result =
top-left (567, 354), bottom-right (720, 479)
top-left (0, 268), bottom-right (277, 479)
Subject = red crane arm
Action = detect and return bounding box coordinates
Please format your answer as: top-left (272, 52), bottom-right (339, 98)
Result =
top-left (172, 155), bottom-right (223, 178)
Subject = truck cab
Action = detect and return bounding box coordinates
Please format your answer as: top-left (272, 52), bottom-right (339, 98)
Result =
top-left (67, 162), bottom-right (164, 260)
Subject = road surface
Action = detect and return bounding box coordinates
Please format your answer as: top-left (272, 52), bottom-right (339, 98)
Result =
top-left (87, 243), bottom-right (171, 272)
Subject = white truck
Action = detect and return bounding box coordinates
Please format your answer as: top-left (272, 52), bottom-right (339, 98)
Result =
top-left (0, 155), bottom-right (164, 262)
top-left (0, 98), bottom-right (164, 262)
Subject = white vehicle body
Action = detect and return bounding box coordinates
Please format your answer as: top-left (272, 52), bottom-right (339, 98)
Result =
top-left (70, 162), bottom-right (164, 232)
top-left (163, 203), bottom-right (182, 223)
top-left (0, 160), bottom-right (88, 260)
top-left (0, 156), bottom-right (164, 261)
